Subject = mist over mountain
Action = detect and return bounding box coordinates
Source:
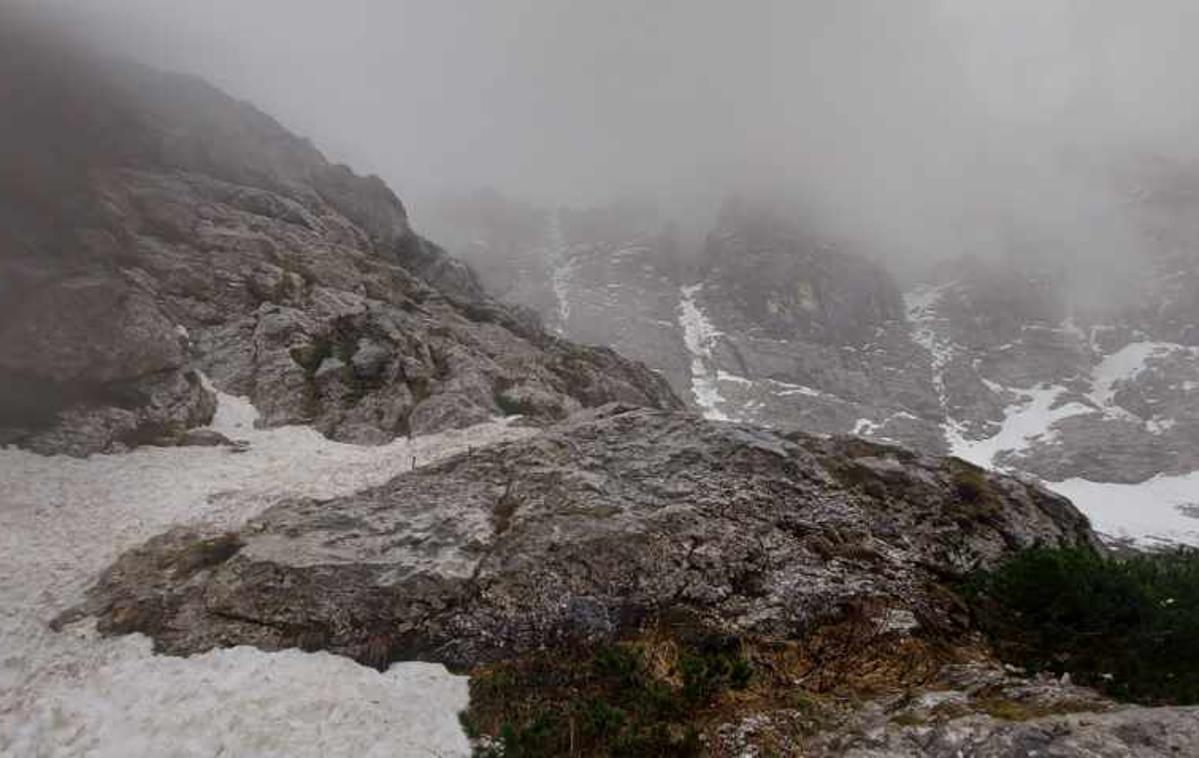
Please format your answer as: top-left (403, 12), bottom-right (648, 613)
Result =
top-left (19, 0), bottom-right (1199, 289)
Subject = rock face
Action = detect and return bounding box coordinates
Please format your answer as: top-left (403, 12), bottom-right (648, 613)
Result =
top-left (435, 187), bottom-right (1199, 498)
top-left (0, 28), bottom-right (679, 455)
top-left (812, 705), bottom-right (1199, 758)
top-left (423, 195), bottom-right (696, 394)
top-left (72, 407), bottom-right (1095, 670)
top-left (437, 197), bottom-right (954, 450)
top-left (680, 204), bottom-right (945, 450)
top-left (908, 253), bottom-right (1199, 485)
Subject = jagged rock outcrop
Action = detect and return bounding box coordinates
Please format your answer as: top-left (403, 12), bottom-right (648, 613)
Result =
top-left (0, 27), bottom-right (679, 455)
top-left (684, 204), bottom-right (945, 450)
top-left (71, 407), bottom-right (1094, 669)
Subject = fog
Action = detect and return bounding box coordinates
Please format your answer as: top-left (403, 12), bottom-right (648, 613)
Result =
top-left (18, 0), bottom-right (1199, 294)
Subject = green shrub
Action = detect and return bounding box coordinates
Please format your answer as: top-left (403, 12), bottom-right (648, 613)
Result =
top-left (680, 649), bottom-right (753, 704)
top-left (467, 639), bottom-right (754, 757)
top-left (947, 463), bottom-right (1004, 524)
top-left (964, 546), bottom-right (1199, 704)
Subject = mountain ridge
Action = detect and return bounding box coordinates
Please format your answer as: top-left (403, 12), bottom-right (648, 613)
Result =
top-left (0, 30), bottom-right (681, 456)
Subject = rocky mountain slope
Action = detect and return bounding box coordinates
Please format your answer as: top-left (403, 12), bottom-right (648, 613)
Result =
top-left (434, 189), bottom-right (1199, 545)
top-left (0, 27), bottom-right (679, 458)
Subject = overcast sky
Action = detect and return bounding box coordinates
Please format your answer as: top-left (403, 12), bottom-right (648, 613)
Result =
top-left (19, 0), bottom-right (1199, 283)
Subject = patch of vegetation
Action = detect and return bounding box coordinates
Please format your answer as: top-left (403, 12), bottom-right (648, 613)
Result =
top-left (824, 434), bottom-right (918, 463)
top-left (165, 532), bottom-right (243, 578)
top-left (289, 340), bottom-right (331, 372)
top-left (889, 711), bottom-right (926, 727)
top-left (824, 460), bottom-right (889, 500)
top-left (464, 604), bottom-right (966, 755)
top-left (969, 694), bottom-right (1100, 722)
top-left (465, 637), bottom-right (754, 757)
top-left (494, 393), bottom-right (527, 417)
top-left (945, 461), bottom-right (1004, 525)
top-left (964, 546), bottom-right (1199, 705)
top-left (838, 437), bottom-right (898, 460)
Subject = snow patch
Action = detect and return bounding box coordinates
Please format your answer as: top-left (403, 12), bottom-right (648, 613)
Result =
top-left (677, 284), bottom-right (730, 421)
top-left (852, 418), bottom-right (879, 436)
top-left (546, 213), bottom-right (574, 333)
top-left (1149, 417), bottom-right (1178, 434)
top-left (949, 385), bottom-right (1091, 469)
top-left (766, 378), bottom-right (827, 398)
top-left (0, 386), bottom-right (534, 757)
top-left (716, 370), bottom-right (752, 385)
top-left (8, 643), bottom-right (470, 758)
top-left (1090, 341), bottom-right (1182, 410)
top-left (1053, 473), bottom-right (1199, 547)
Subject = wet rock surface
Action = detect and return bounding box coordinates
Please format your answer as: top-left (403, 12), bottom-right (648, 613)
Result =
top-left (73, 407), bottom-right (1095, 669)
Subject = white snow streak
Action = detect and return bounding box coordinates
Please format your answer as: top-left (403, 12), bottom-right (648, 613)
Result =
top-left (904, 284), bottom-right (957, 416)
top-left (949, 385), bottom-right (1091, 469)
top-left (716, 370), bottom-right (752, 385)
top-left (766, 378), bottom-right (828, 399)
top-left (677, 284), bottom-right (730, 421)
top-left (0, 387), bottom-right (534, 757)
top-left (852, 418), bottom-right (879, 436)
top-left (546, 213), bottom-right (574, 333)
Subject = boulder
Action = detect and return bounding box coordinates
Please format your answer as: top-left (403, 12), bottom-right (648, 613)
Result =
top-left (71, 407), bottom-right (1096, 670)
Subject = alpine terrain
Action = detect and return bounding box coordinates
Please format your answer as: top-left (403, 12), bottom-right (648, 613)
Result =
top-left (427, 186), bottom-right (1199, 547)
top-left (3, 9), bottom-right (1199, 758)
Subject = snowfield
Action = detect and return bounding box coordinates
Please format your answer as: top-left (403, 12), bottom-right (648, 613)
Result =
top-left (0, 386), bottom-right (534, 757)
top-left (1054, 473), bottom-right (1199, 548)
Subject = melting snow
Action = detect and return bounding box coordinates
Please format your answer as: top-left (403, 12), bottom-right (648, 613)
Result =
top-left (902, 286), bottom-right (1199, 544)
top-left (852, 418), bottom-right (879, 436)
top-left (716, 370), bottom-right (752, 385)
top-left (546, 213), bottom-right (574, 333)
top-left (904, 284), bottom-right (957, 414)
top-left (678, 284), bottom-right (730, 421)
top-left (766, 379), bottom-right (827, 399)
top-left (949, 385), bottom-right (1092, 469)
top-left (1090, 341), bottom-right (1187, 410)
top-left (1053, 474), bottom-right (1199, 546)
top-left (0, 386), bottom-right (534, 757)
